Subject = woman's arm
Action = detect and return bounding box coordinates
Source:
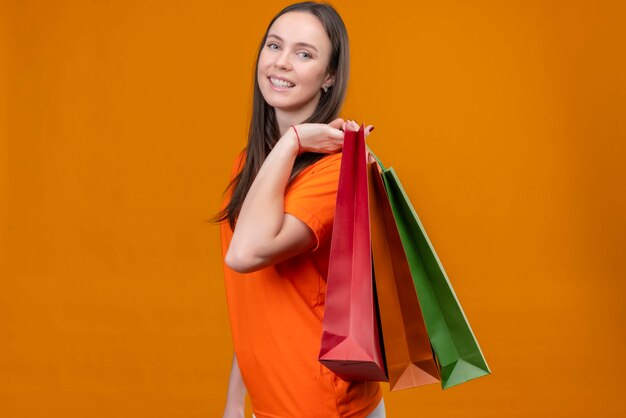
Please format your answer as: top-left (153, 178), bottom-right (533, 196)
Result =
top-left (223, 352), bottom-right (246, 418)
top-left (224, 129), bottom-right (316, 273)
top-left (225, 119), bottom-right (343, 273)
top-left (225, 119), bottom-right (370, 273)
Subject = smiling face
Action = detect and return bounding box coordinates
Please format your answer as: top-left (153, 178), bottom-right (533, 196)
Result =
top-left (257, 11), bottom-right (334, 113)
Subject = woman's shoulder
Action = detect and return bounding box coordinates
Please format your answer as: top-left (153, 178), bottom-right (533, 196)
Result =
top-left (305, 152), bottom-right (343, 174)
top-left (286, 153), bottom-right (342, 193)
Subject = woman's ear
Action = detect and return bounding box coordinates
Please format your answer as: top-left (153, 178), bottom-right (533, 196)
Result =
top-left (324, 71), bottom-right (335, 87)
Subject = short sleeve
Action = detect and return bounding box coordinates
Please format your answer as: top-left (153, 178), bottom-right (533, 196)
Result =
top-left (283, 153), bottom-right (342, 252)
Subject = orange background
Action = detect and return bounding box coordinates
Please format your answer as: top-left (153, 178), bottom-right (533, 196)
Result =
top-left (1, 0), bottom-right (625, 416)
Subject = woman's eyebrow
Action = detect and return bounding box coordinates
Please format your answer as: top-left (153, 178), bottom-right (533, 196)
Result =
top-left (267, 34), bottom-right (318, 52)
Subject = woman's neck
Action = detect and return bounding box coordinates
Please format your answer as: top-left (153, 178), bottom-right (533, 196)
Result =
top-left (274, 95), bottom-right (321, 137)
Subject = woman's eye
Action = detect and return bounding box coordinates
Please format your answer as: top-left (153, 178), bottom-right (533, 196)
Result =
top-left (266, 43), bottom-right (312, 59)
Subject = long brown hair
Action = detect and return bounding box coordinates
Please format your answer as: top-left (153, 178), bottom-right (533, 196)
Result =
top-left (209, 1), bottom-right (350, 230)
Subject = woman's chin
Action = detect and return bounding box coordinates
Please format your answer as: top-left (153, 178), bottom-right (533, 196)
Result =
top-left (263, 94), bottom-right (300, 110)
top-left (263, 90), bottom-right (321, 112)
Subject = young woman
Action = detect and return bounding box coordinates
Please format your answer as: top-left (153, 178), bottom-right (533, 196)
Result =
top-left (213, 2), bottom-right (383, 417)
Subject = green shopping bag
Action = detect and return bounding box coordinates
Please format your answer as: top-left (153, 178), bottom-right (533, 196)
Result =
top-left (369, 150), bottom-right (491, 390)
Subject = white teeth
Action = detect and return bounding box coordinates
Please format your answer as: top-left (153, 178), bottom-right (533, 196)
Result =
top-left (270, 77), bottom-right (294, 88)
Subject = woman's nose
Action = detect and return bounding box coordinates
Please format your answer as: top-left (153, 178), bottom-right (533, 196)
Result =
top-left (274, 50), bottom-right (291, 69)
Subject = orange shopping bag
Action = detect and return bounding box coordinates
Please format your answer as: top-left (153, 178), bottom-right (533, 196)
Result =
top-left (368, 156), bottom-right (441, 391)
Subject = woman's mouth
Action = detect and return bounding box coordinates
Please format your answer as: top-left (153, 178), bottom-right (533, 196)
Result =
top-left (269, 76), bottom-right (295, 91)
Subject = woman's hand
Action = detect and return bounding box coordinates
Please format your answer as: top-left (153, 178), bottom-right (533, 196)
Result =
top-left (222, 404), bottom-right (244, 418)
top-left (342, 119), bottom-right (374, 139)
top-left (293, 118), bottom-right (374, 154)
top-left (222, 353), bottom-right (246, 418)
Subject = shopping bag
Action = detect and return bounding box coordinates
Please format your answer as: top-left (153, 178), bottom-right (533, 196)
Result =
top-left (318, 124), bottom-right (387, 381)
top-left (379, 164), bottom-right (491, 389)
top-left (367, 157), bottom-right (441, 391)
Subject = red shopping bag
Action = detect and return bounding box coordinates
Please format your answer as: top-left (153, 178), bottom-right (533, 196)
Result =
top-left (318, 124), bottom-right (387, 381)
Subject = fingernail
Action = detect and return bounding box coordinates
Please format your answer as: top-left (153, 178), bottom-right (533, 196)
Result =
top-left (370, 126), bottom-right (375, 131)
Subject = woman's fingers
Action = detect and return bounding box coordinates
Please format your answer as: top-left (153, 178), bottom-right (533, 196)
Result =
top-left (335, 119), bottom-right (375, 141)
top-left (342, 119), bottom-right (359, 132)
top-left (345, 120), bottom-right (374, 132)
top-left (329, 118), bottom-right (344, 130)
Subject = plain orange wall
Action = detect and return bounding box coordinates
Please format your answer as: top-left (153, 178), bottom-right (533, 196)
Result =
top-left (1, 0), bottom-right (625, 416)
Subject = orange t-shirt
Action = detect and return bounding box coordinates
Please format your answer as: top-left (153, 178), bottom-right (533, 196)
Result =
top-left (220, 150), bottom-right (382, 418)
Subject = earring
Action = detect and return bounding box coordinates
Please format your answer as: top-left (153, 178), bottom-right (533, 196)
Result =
top-left (322, 84), bottom-right (329, 93)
